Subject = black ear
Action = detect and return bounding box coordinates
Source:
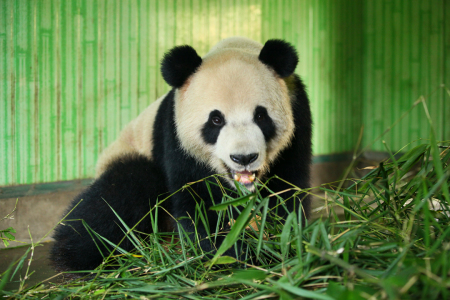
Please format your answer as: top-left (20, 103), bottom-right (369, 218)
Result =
top-left (161, 45), bottom-right (202, 88)
top-left (258, 39), bottom-right (298, 78)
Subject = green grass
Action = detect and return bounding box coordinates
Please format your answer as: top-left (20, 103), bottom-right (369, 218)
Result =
top-left (1, 139), bottom-right (449, 300)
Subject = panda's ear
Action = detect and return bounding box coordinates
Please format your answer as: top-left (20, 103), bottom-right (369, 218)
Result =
top-left (161, 45), bottom-right (202, 88)
top-left (259, 39), bottom-right (298, 78)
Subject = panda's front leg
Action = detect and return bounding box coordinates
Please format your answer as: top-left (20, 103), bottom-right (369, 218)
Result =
top-left (171, 190), bottom-right (242, 260)
top-left (50, 155), bottom-right (168, 273)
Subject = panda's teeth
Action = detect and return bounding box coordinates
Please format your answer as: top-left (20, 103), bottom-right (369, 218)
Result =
top-left (234, 174), bottom-right (241, 181)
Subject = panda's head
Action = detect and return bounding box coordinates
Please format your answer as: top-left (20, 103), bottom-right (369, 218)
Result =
top-left (161, 37), bottom-right (299, 191)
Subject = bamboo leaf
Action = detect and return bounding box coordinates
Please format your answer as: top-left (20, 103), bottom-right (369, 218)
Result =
top-left (209, 199), bottom-right (254, 265)
top-left (210, 194), bottom-right (256, 211)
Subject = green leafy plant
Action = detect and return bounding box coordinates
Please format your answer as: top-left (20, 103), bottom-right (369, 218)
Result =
top-left (0, 227), bottom-right (16, 248)
top-left (1, 200), bottom-right (18, 247)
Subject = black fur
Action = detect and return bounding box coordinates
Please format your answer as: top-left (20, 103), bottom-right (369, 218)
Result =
top-left (201, 110), bottom-right (226, 144)
top-left (161, 45), bottom-right (202, 88)
top-left (259, 40), bottom-right (299, 78)
top-left (261, 74), bottom-right (312, 218)
top-left (51, 40), bottom-right (312, 273)
top-left (151, 91), bottom-right (240, 257)
top-left (253, 106), bottom-right (276, 141)
top-left (50, 155), bottom-right (168, 273)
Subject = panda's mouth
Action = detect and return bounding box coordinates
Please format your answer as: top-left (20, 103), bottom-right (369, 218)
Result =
top-left (227, 168), bottom-right (259, 188)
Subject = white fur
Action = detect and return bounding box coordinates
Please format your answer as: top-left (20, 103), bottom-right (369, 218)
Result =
top-left (95, 95), bottom-right (165, 176)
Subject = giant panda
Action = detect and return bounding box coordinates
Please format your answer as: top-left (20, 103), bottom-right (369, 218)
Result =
top-left (50, 37), bottom-right (312, 273)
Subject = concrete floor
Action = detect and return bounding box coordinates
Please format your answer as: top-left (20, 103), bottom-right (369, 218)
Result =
top-left (0, 242), bottom-right (62, 291)
top-left (1, 189), bottom-right (84, 249)
top-left (1, 190), bottom-right (84, 291)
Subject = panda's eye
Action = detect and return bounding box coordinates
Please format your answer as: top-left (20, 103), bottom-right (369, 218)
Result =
top-left (255, 113), bottom-right (265, 122)
top-left (212, 116), bottom-right (223, 126)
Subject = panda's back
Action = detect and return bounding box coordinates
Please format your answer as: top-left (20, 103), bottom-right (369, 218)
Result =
top-left (95, 94), bottom-right (166, 176)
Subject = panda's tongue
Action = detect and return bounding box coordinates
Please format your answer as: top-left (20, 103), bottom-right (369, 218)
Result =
top-left (234, 170), bottom-right (255, 184)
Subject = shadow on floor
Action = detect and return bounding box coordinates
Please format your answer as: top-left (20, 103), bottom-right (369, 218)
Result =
top-left (0, 242), bottom-right (61, 292)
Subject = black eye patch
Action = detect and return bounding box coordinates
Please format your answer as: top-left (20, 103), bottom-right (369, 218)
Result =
top-left (202, 110), bottom-right (226, 144)
top-left (254, 106), bottom-right (276, 141)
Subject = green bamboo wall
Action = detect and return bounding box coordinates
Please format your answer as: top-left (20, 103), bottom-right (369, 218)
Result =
top-left (261, 0), bottom-right (364, 156)
top-left (0, 0), bottom-right (262, 186)
top-left (363, 0), bottom-right (448, 152)
top-left (1, 0), bottom-right (448, 187)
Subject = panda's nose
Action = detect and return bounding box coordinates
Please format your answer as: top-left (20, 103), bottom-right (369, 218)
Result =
top-left (230, 153), bottom-right (259, 166)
